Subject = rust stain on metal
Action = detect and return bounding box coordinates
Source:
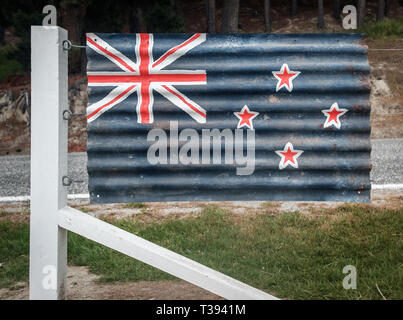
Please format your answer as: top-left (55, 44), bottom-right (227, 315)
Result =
top-left (268, 95), bottom-right (280, 103)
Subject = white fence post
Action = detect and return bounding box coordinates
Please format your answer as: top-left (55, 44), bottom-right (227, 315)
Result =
top-left (29, 26), bottom-right (68, 300)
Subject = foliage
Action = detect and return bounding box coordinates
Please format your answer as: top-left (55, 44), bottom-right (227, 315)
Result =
top-left (361, 18), bottom-right (403, 39)
top-left (0, 46), bottom-right (23, 79)
top-left (145, 0), bottom-right (186, 33)
top-left (0, 0), bottom-right (185, 77)
top-left (0, 0), bottom-right (48, 75)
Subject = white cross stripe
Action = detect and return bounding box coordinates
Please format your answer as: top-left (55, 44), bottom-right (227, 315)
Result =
top-left (87, 33), bottom-right (138, 73)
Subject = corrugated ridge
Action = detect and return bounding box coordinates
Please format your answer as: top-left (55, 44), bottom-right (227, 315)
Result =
top-left (86, 33), bottom-right (371, 203)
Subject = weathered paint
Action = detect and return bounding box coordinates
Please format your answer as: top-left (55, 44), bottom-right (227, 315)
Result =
top-left (86, 33), bottom-right (371, 203)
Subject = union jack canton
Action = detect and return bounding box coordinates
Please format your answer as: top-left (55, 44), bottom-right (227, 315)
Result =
top-left (86, 33), bottom-right (207, 124)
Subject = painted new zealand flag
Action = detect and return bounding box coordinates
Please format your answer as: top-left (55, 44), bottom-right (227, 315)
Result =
top-left (86, 33), bottom-right (371, 203)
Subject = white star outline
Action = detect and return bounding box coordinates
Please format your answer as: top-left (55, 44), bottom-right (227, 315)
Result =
top-left (275, 142), bottom-right (304, 170)
top-left (272, 63), bottom-right (301, 92)
top-left (321, 102), bottom-right (348, 129)
top-left (233, 105), bottom-right (260, 130)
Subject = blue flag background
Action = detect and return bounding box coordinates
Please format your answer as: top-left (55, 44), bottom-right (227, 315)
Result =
top-left (86, 33), bottom-right (371, 203)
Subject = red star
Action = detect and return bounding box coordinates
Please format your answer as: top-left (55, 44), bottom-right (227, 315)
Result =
top-left (234, 105), bottom-right (259, 130)
top-left (272, 63), bottom-right (300, 92)
top-left (322, 102), bottom-right (348, 129)
top-left (275, 142), bottom-right (303, 169)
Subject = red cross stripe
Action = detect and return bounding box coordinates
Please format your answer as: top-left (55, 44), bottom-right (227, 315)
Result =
top-left (87, 33), bottom-right (207, 124)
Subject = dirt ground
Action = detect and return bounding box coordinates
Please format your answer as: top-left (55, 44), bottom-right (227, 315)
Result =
top-left (0, 266), bottom-right (222, 300)
top-left (1, 189), bottom-right (402, 226)
top-left (367, 38), bottom-right (403, 139)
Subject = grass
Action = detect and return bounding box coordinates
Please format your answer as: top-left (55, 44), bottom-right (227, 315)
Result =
top-left (360, 18), bottom-right (403, 39)
top-left (0, 211), bottom-right (8, 217)
top-left (124, 202), bottom-right (147, 209)
top-left (0, 204), bottom-right (402, 299)
top-left (0, 221), bottom-right (29, 287)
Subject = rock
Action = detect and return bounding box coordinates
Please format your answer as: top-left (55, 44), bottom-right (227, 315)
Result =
top-left (0, 77), bottom-right (88, 155)
top-left (69, 78), bottom-right (88, 115)
top-left (0, 89), bottom-right (30, 125)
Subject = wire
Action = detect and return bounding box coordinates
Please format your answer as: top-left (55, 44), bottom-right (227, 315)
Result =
top-left (368, 48), bottom-right (403, 51)
top-left (62, 40), bottom-right (86, 50)
top-left (61, 38), bottom-right (403, 51)
top-left (71, 44), bottom-right (86, 49)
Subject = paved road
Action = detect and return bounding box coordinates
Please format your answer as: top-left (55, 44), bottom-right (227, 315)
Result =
top-left (370, 138), bottom-right (403, 185)
top-left (0, 139), bottom-right (402, 197)
top-left (0, 152), bottom-right (88, 197)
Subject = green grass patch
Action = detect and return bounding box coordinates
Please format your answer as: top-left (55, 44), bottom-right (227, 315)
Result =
top-left (0, 205), bottom-right (402, 299)
top-left (0, 221), bottom-right (29, 287)
top-left (124, 202), bottom-right (147, 209)
top-left (0, 211), bottom-right (8, 217)
top-left (360, 18), bottom-right (403, 39)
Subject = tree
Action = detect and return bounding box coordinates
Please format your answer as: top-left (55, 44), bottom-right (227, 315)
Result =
top-left (144, 0), bottom-right (185, 33)
top-left (130, 6), bottom-right (147, 33)
top-left (0, 0), bottom-right (47, 72)
top-left (333, 0), bottom-right (340, 20)
top-left (377, 0), bottom-right (385, 22)
top-left (317, 0), bottom-right (324, 29)
top-left (60, 0), bottom-right (89, 74)
top-left (385, 0), bottom-right (390, 17)
top-left (205, 0), bottom-right (216, 33)
top-left (357, 0), bottom-right (366, 28)
top-left (291, 0), bottom-right (297, 16)
top-left (222, 0), bottom-right (240, 33)
top-left (264, 0), bottom-right (271, 33)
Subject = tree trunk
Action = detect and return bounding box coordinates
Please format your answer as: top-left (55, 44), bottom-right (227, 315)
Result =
top-left (130, 7), bottom-right (147, 33)
top-left (205, 0), bottom-right (216, 33)
top-left (80, 32), bottom-right (87, 75)
top-left (222, 0), bottom-right (240, 33)
top-left (264, 0), bottom-right (271, 33)
top-left (317, 0), bottom-right (325, 29)
top-left (357, 0), bottom-right (366, 28)
top-left (385, 0), bottom-right (390, 17)
top-left (377, 0), bottom-right (385, 21)
top-left (291, 0), bottom-right (297, 16)
top-left (333, 0), bottom-right (340, 20)
top-left (60, 4), bottom-right (87, 74)
top-left (0, 26), bottom-right (4, 45)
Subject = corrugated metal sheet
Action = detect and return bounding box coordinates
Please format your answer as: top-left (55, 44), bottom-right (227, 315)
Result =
top-left (86, 33), bottom-right (371, 204)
